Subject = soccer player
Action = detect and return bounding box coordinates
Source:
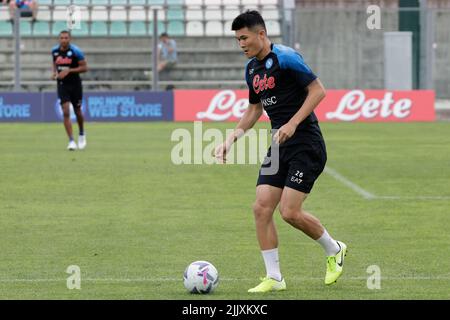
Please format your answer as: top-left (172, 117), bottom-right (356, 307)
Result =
top-left (215, 11), bottom-right (347, 293)
top-left (52, 30), bottom-right (88, 151)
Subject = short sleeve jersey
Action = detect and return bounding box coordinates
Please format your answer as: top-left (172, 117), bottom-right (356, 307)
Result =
top-left (245, 43), bottom-right (323, 145)
top-left (52, 44), bottom-right (85, 85)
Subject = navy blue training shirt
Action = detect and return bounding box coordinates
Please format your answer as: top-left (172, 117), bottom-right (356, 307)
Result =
top-left (245, 43), bottom-right (323, 146)
top-left (52, 44), bottom-right (85, 84)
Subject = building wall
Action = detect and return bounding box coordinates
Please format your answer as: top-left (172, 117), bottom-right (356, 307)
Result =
top-left (296, 0), bottom-right (399, 8)
top-left (296, 0), bottom-right (450, 8)
top-left (292, 0), bottom-right (450, 98)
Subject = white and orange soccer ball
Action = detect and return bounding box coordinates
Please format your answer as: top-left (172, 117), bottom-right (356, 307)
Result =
top-left (183, 261), bottom-right (219, 294)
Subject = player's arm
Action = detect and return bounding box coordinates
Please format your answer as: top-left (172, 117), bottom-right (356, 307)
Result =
top-left (215, 102), bottom-right (263, 163)
top-left (226, 63), bottom-right (262, 144)
top-left (229, 102), bottom-right (263, 143)
top-left (215, 60), bottom-right (262, 163)
top-left (274, 78), bottom-right (326, 144)
top-left (51, 60), bottom-right (57, 80)
top-left (68, 59), bottom-right (88, 74)
top-left (57, 59), bottom-right (87, 79)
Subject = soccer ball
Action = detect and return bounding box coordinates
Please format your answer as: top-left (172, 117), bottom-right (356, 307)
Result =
top-left (183, 261), bottom-right (219, 294)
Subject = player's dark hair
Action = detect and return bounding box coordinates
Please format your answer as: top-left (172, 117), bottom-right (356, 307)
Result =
top-left (160, 32), bottom-right (169, 38)
top-left (59, 30), bottom-right (71, 37)
top-left (231, 10), bottom-right (266, 32)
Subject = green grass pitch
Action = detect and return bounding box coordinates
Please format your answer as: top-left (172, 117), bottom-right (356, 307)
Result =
top-left (0, 122), bottom-right (449, 299)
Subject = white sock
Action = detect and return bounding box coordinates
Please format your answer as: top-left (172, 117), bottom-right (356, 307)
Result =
top-left (261, 248), bottom-right (282, 281)
top-left (316, 229), bottom-right (340, 256)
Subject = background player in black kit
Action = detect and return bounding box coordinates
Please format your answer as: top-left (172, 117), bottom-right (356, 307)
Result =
top-left (215, 11), bottom-right (348, 293)
top-left (52, 30), bottom-right (88, 151)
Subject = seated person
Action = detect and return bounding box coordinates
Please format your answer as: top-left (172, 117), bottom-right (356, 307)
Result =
top-left (157, 32), bottom-right (178, 73)
top-left (8, 0), bottom-right (38, 22)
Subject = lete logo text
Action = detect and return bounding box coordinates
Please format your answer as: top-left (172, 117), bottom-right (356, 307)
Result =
top-left (174, 89), bottom-right (435, 122)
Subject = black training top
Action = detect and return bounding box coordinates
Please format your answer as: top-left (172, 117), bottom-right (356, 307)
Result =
top-left (52, 43), bottom-right (85, 85)
top-left (245, 43), bottom-right (324, 146)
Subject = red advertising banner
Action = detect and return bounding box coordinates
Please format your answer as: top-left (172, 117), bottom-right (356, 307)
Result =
top-left (315, 90), bottom-right (436, 122)
top-left (175, 89), bottom-right (269, 122)
top-left (174, 89), bottom-right (435, 122)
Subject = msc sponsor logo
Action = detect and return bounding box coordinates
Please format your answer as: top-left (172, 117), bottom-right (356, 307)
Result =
top-left (261, 96), bottom-right (277, 107)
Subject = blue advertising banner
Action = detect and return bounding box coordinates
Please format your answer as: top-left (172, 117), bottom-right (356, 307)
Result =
top-left (43, 91), bottom-right (174, 122)
top-left (0, 93), bottom-right (42, 122)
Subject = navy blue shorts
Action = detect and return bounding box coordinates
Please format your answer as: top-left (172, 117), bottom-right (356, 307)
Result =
top-left (257, 139), bottom-right (327, 194)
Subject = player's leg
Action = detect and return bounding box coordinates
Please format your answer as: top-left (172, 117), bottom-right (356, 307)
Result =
top-left (248, 146), bottom-right (289, 293)
top-left (248, 184), bottom-right (286, 293)
top-left (61, 101), bottom-right (73, 139)
top-left (73, 102), bottom-right (86, 150)
top-left (279, 187), bottom-right (347, 284)
top-left (253, 184), bottom-right (281, 251)
top-left (58, 83), bottom-right (76, 150)
top-left (61, 101), bottom-right (77, 150)
top-left (73, 102), bottom-right (84, 135)
top-left (280, 140), bottom-right (347, 284)
top-left (72, 83), bottom-right (86, 149)
top-left (279, 187), bottom-right (332, 242)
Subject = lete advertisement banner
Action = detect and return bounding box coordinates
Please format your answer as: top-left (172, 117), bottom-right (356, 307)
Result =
top-left (315, 90), bottom-right (436, 122)
top-left (175, 89), bottom-right (269, 122)
top-left (174, 89), bottom-right (435, 122)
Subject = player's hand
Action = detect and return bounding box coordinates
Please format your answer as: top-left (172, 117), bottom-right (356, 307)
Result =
top-left (214, 141), bottom-right (232, 164)
top-left (51, 73), bottom-right (57, 80)
top-left (57, 69), bottom-right (70, 79)
top-left (273, 122), bottom-right (297, 145)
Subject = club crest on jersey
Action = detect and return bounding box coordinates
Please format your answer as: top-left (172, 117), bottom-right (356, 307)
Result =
top-left (67, 51), bottom-right (73, 57)
top-left (265, 58), bottom-right (273, 69)
top-left (253, 74), bottom-right (276, 94)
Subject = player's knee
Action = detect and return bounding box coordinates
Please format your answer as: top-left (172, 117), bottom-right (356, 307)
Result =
top-left (62, 108), bottom-right (70, 118)
top-left (252, 200), bottom-right (273, 221)
top-left (279, 206), bottom-right (303, 224)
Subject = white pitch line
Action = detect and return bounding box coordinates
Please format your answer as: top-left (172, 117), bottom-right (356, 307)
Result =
top-left (324, 166), bottom-right (376, 200)
top-left (1, 276), bottom-right (450, 283)
top-left (324, 167), bottom-right (450, 201)
top-left (377, 196), bottom-right (450, 200)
